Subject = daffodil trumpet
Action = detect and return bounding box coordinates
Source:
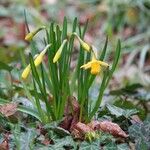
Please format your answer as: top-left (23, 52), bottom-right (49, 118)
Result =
top-left (25, 26), bottom-right (46, 41)
top-left (53, 39), bottom-right (67, 63)
top-left (80, 56), bottom-right (109, 75)
top-left (73, 32), bottom-right (91, 52)
top-left (21, 44), bottom-right (51, 80)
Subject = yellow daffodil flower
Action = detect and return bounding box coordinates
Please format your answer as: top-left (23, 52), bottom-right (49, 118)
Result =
top-left (21, 44), bottom-right (51, 80)
top-left (53, 39), bottom-right (67, 63)
top-left (73, 32), bottom-right (91, 52)
top-left (80, 57), bottom-right (109, 75)
top-left (25, 26), bottom-right (46, 41)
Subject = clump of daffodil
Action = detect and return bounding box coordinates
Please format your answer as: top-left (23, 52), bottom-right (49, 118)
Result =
top-left (73, 32), bottom-right (91, 52)
top-left (85, 131), bottom-right (99, 142)
top-left (25, 26), bottom-right (46, 41)
top-left (21, 44), bottom-right (51, 80)
top-left (80, 53), bottom-right (109, 75)
top-left (53, 39), bottom-right (67, 63)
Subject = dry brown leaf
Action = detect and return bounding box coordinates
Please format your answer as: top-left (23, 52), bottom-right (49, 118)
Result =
top-left (64, 96), bottom-right (80, 116)
top-left (0, 134), bottom-right (9, 150)
top-left (88, 120), bottom-right (100, 130)
top-left (60, 96), bottom-right (80, 131)
top-left (71, 128), bottom-right (83, 139)
top-left (73, 122), bottom-right (93, 134)
top-left (99, 121), bottom-right (128, 138)
top-left (71, 122), bottom-right (93, 139)
top-left (0, 103), bottom-right (18, 117)
top-left (59, 115), bottom-right (73, 130)
top-left (0, 141), bottom-right (8, 150)
top-left (88, 120), bottom-right (128, 138)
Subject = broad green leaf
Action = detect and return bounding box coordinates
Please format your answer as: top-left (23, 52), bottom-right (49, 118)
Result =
top-left (17, 105), bottom-right (41, 121)
top-left (44, 121), bottom-right (70, 136)
top-left (106, 104), bottom-right (138, 118)
top-left (79, 139), bottom-right (100, 150)
top-left (110, 83), bottom-right (143, 96)
top-left (50, 136), bottom-right (76, 150)
top-left (11, 126), bottom-right (37, 150)
top-left (117, 143), bottom-right (130, 150)
top-left (103, 142), bottom-right (117, 150)
top-left (128, 118), bottom-right (150, 150)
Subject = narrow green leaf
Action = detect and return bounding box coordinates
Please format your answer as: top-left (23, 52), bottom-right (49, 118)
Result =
top-left (99, 36), bottom-right (108, 61)
top-left (24, 10), bottom-right (30, 33)
top-left (0, 61), bottom-right (13, 71)
top-left (105, 39), bottom-right (121, 87)
top-left (62, 16), bottom-right (67, 41)
top-left (33, 78), bottom-right (46, 123)
top-left (88, 69), bottom-right (109, 121)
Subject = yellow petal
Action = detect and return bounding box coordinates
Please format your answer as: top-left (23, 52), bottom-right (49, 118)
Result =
top-left (80, 62), bottom-right (92, 69)
top-left (21, 65), bottom-right (31, 80)
top-left (97, 60), bottom-right (109, 67)
top-left (90, 62), bottom-right (101, 75)
top-left (53, 39), bottom-right (67, 63)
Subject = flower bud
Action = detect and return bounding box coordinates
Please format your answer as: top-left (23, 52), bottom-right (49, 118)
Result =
top-left (73, 32), bottom-right (91, 52)
top-left (53, 39), bottom-right (67, 63)
top-left (34, 44), bottom-right (51, 66)
top-left (21, 65), bottom-right (31, 80)
top-left (21, 44), bottom-right (51, 80)
top-left (25, 26), bottom-right (46, 41)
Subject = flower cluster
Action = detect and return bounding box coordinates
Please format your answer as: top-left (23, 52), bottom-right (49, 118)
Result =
top-left (22, 31), bottom-right (109, 79)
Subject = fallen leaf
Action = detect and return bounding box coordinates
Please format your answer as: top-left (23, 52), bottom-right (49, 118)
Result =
top-left (88, 120), bottom-right (100, 130)
top-left (71, 122), bottom-right (94, 139)
top-left (73, 122), bottom-right (93, 134)
top-left (88, 120), bottom-right (128, 138)
top-left (71, 128), bottom-right (83, 139)
top-left (99, 121), bottom-right (128, 138)
top-left (64, 96), bottom-right (80, 116)
top-left (60, 96), bottom-right (80, 131)
top-left (0, 141), bottom-right (8, 150)
top-left (0, 134), bottom-right (9, 150)
top-left (41, 138), bottom-right (51, 146)
top-left (0, 103), bottom-right (18, 117)
top-left (59, 115), bottom-right (73, 130)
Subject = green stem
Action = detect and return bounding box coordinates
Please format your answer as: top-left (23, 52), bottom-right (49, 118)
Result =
top-left (88, 70), bottom-right (108, 122)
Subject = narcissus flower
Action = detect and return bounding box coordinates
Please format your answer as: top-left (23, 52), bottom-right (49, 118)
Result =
top-left (73, 32), bottom-right (91, 52)
top-left (80, 57), bottom-right (109, 75)
top-left (25, 26), bottom-right (46, 41)
top-left (21, 44), bottom-right (51, 80)
top-left (53, 39), bottom-right (67, 63)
